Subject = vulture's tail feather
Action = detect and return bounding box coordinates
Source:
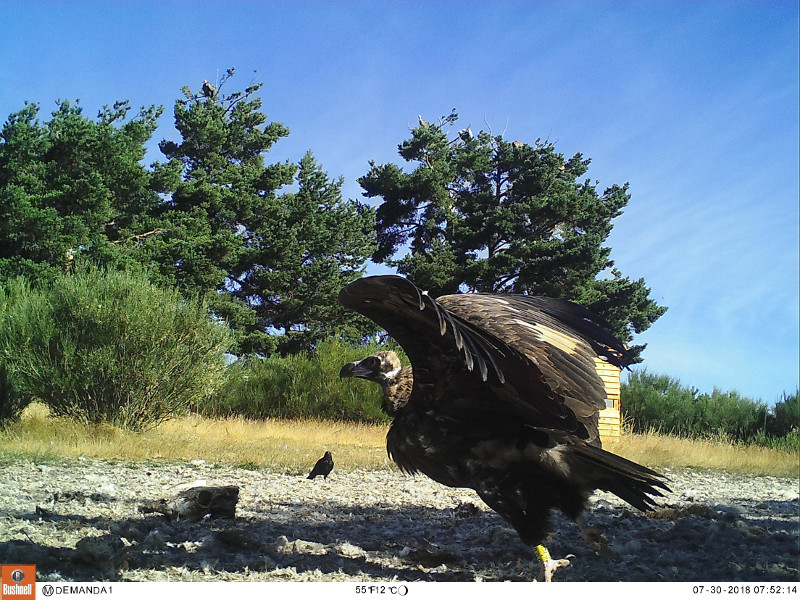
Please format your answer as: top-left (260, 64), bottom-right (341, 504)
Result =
top-left (572, 444), bottom-right (670, 512)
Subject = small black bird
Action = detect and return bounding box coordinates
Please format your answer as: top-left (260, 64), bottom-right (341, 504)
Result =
top-left (307, 451), bottom-right (333, 480)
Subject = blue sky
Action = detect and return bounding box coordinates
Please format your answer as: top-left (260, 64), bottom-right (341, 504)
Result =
top-left (2, 1), bottom-right (797, 404)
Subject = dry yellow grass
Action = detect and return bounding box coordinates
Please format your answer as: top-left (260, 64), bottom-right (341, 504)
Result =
top-left (604, 431), bottom-right (798, 478)
top-left (1, 403), bottom-right (796, 477)
top-left (0, 403), bottom-right (393, 474)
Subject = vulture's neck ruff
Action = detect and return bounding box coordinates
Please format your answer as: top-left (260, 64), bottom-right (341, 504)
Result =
top-left (380, 367), bottom-right (413, 416)
top-left (339, 351), bottom-right (413, 416)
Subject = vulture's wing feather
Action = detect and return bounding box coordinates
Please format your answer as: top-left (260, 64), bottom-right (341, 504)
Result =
top-left (339, 276), bottom-right (632, 441)
top-left (338, 275), bottom-right (507, 383)
top-left (437, 293), bottom-right (633, 428)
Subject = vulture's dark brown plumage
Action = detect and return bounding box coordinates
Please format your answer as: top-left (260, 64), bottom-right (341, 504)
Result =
top-left (339, 275), bottom-right (668, 559)
top-left (201, 80), bottom-right (216, 99)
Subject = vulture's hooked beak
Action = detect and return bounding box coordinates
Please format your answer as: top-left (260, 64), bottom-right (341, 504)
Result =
top-left (339, 360), bottom-right (373, 379)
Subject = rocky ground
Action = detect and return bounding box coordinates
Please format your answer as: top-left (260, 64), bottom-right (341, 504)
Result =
top-left (0, 458), bottom-right (797, 582)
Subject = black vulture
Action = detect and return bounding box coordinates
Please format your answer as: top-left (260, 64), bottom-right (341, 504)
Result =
top-left (201, 80), bottom-right (217, 99)
top-left (307, 451), bottom-right (334, 480)
top-left (338, 275), bottom-right (669, 581)
top-left (458, 126), bottom-right (474, 141)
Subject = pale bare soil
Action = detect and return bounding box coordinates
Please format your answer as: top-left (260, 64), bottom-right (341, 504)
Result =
top-left (0, 457), bottom-right (797, 582)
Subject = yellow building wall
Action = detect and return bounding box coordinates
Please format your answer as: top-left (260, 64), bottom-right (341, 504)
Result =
top-left (593, 357), bottom-right (621, 443)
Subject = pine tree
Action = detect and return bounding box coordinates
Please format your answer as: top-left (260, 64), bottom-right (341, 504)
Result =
top-left (230, 152), bottom-right (377, 354)
top-left (147, 69), bottom-right (376, 354)
top-left (359, 111), bottom-right (665, 356)
top-left (0, 99), bottom-right (162, 281)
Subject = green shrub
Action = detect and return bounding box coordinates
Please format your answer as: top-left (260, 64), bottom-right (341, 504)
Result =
top-left (201, 338), bottom-right (403, 423)
top-left (0, 364), bottom-right (13, 423)
top-left (622, 368), bottom-right (796, 449)
top-left (622, 370), bottom-right (698, 437)
top-left (768, 390), bottom-right (798, 438)
top-left (693, 388), bottom-right (768, 441)
top-left (0, 277), bottom-right (49, 422)
top-left (0, 269), bottom-right (233, 431)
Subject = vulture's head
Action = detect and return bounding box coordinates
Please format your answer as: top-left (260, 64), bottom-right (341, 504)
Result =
top-left (339, 351), bottom-right (402, 383)
top-left (339, 351), bottom-right (410, 416)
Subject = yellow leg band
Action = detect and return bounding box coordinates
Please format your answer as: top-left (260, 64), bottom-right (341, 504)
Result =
top-left (535, 544), bottom-right (551, 563)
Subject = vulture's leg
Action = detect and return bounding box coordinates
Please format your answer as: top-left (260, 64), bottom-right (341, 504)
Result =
top-left (534, 544), bottom-right (570, 582)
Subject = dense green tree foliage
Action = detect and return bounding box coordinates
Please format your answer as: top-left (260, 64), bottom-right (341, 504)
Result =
top-left (0, 70), bottom-right (377, 355)
top-left (224, 151), bottom-right (378, 354)
top-left (147, 71), bottom-right (297, 304)
top-left (1, 79), bottom-right (663, 359)
top-left (0, 99), bottom-right (163, 281)
top-left (146, 73), bottom-right (376, 353)
top-left (359, 112), bottom-right (666, 355)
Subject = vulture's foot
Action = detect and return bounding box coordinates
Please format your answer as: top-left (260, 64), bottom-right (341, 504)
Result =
top-left (534, 544), bottom-right (571, 582)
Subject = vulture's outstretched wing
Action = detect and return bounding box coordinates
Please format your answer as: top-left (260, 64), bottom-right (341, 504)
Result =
top-left (338, 275), bottom-right (633, 443)
top-left (436, 293), bottom-right (632, 437)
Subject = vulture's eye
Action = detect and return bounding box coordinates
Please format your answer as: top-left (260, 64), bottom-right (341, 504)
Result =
top-left (364, 357), bottom-right (379, 369)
